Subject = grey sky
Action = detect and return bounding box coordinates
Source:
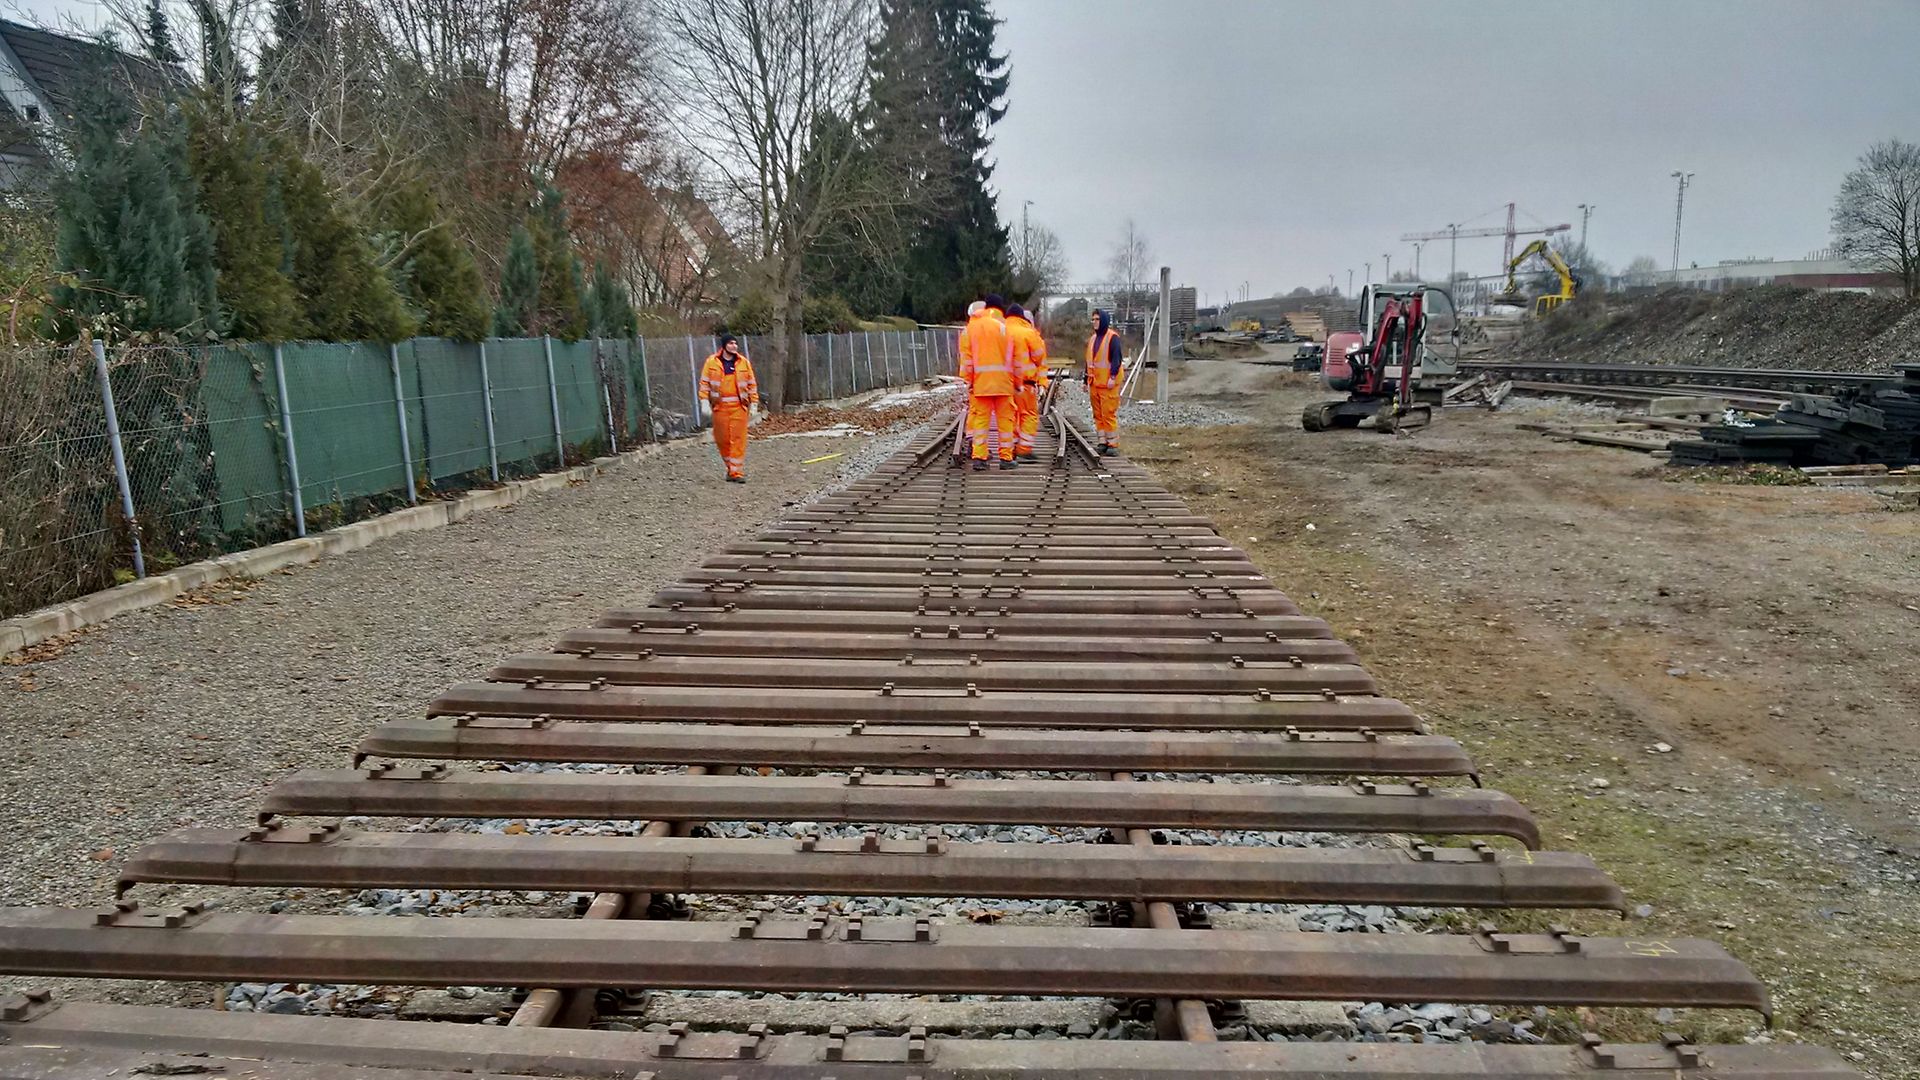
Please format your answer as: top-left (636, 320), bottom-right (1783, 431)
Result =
top-left (14, 0), bottom-right (1919, 303)
top-left (990, 0), bottom-right (1920, 302)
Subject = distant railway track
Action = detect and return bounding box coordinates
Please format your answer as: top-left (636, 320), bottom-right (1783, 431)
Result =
top-left (1458, 358), bottom-right (1901, 395)
top-left (0, 401), bottom-right (1863, 1079)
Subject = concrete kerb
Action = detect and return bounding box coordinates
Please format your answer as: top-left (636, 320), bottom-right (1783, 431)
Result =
top-left (0, 443), bottom-right (669, 660)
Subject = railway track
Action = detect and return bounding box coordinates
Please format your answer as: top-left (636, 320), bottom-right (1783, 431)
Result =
top-left (0, 402), bottom-right (1863, 1079)
top-left (1457, 358), bottom-right (1903, 396)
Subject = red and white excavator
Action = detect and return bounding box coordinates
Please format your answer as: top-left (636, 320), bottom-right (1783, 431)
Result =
top-left (1301, 284), bottom-right (1454, 432)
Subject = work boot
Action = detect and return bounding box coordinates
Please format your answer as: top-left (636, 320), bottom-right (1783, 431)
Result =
top-left (1100, 444), bottom-right (1118, 457)
top-left (999, 459), bottom-right (1017, 470)
top-left (972, 459), bottom-right (988, 471)
top-left (1017, 450), bottom-right (1036, 461)
top-left (726, 475), bottom-right (745, 483)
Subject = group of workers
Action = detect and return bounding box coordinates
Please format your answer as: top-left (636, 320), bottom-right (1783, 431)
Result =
top-left (700, 297), bottom-right (1124, 482)
top-left (957, 293), bottom-right (1121, 469)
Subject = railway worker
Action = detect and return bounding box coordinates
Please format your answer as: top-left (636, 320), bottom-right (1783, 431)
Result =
top-left (1086, 309), bottom-right (1124, 455)
top-left (699, 334), bottom-right (759, 483)
top-left (959, 293), bottom-right (1019, 470)
top-left (1006, 304), bottom-right (1048, 461)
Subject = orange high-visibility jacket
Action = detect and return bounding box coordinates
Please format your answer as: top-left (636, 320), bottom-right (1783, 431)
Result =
top-left (699, 353), bottom-right (759, 408)
top-left (1008, 314), bottom-right (1047, 387)
top-left (1086, 328), bottom-right (1122, 390)
top-left (959, 311), bottom-right (1016, 397)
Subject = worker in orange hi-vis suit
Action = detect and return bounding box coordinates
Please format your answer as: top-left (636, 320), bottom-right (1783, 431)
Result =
top-left (958, 294), bottom-right (1018, 470)
top-left (1086, 308), bottom-right (1124, 455)
top-left (699, 334), bottom-right (759, 482)
top-left (1006, 304), bottom-right (1048, 461)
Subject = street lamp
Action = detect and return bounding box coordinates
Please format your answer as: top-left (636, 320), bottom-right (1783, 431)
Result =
top-left (1412, 241), bottom-right (1423, 280)
top-left (1382, 253), bottom-right (1392, 281)
top-left (1577, 203), bottom-right (1595, 250)
top-left (1347, 269), bottom-right (1354, 296)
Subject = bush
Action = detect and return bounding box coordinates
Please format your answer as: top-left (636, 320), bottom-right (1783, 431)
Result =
top-left (803, 294), bottom-right (858, 333)
top-left (720, 291), bottom-right (774, 335)
top-left (859, 315), bottom-right (917, 332)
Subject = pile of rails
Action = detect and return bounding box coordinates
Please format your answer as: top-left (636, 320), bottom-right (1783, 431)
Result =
top-left (0, 406), bottom-right (1860, 1079)
top-left (1668, 366), bottom-right (1920, 467)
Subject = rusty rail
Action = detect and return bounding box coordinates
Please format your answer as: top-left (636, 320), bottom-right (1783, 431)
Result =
top-left (0, 406), bottom-right (1856, 1078)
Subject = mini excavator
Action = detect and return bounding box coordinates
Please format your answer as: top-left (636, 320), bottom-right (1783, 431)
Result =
top-left (1301, 284), bottom-right (1450, 433)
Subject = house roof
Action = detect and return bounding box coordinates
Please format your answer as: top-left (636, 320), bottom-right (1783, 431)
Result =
top-left (0, 18), bottom-right (177, 124)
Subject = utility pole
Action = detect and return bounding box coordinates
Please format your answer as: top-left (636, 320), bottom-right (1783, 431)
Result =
top-left (1156, 266), bottom-right (1171, 403)
top-left (1412, 242), bottom-right (1423, 280)
top-left (1364, 261), bottom-right (1371, 287)
top-left (1021, 200), bottom-right (1033, 273)
top-left (1670, 172), bottom-right (1693, 272)
top-left (1327, 274), bottom-right (1336, 294)
top-left (1447, 224), bottom-right (1458, 290)
top-left (1347, 268), bottom-right (1354, 296)
top-left (1577, 203), bottom-right (1594, 250)
top-left (1382, 253), bottom-right (1391, 281)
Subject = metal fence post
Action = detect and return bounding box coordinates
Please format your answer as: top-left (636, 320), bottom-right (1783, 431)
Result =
top-left (826, 334), bottom-right (835, 400)
top-left (478, 341), bottom-right (500, 481)
top-left (686, 336), bottom-right (702, 428)
top-left (388, 343), bottom-right (417, 505)
top-left (89, 339), bottom-right (146, 578)
top-left (635, 337), bottom-right (652, 441)
top-left (543, 335), bottom-right (565, 465)
top-left (803, 334), bottom-right (812, 402)
top-left (597, 338), bottom-right (618, 455)
top-left (271, 343), bottom-right (307, 538)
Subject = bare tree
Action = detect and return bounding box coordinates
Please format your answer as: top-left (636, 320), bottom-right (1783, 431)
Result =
top-left (1104, 217), bottom-right (1153, 323)
top-left (1622, 255), bottom-right (1662, 287)
top-left (654, 0), bottom-right (907, 408)
top-left (1010, 221), bottom-right (1067, 304)
top-left (1833, 139), bottom-right (1920, 298)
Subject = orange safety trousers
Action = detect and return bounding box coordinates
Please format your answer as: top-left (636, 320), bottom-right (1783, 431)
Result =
top-left (1089, 385), bottom-right (1120, 446)
top-left (712, 403), bottom-right (749, 478)
top-left (967, 394), bottom-right (1017, 460)
top-left (1013, 385), bottom-right (1040, 454)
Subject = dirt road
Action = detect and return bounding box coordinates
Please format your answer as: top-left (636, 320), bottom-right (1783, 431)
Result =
top-left (1133, 352), bottom-right (1919, 1077)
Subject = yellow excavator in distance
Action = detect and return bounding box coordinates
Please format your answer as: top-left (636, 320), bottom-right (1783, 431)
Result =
top-left (1495, 239), bottom-right (1582, 316)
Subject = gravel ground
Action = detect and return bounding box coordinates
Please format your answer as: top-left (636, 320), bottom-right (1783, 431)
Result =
top-left (1053, 379), bottom-right (1249, 433)
top-left (0, 427), bottom-right (917, 992)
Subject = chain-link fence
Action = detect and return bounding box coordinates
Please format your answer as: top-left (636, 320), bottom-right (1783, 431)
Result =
top-left (2, 328), bottom-right (956, 619)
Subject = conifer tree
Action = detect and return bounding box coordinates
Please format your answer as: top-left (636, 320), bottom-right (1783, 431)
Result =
top-left (585, 260), bottom-right (636, 338)
top-left (51, 82), bottom-right (218, 337)
top-left (277, 151), bottom-right (416, 341)
top-left (145, 0), bottom-right (182, 64)
top-left (375, 179), bottom-right (490, 340)
top-left (492, 226), bottom-right (539, 337)
top-left (530, 187), bottom-right (587, 340)
top-left (185, 104), bottom-right (304, 340)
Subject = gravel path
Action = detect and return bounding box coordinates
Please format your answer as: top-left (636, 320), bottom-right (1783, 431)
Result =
top-left (0, 429), bottom-right (909, 917)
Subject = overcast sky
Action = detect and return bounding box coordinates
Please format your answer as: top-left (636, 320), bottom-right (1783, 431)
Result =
top-left (990, 0), bottom-right (1920, 304)
top-left (12, 0), bottom-right (1918, 304)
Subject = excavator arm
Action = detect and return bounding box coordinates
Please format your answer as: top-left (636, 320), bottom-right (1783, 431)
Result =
top-left (1498, 239), bottom-right (1581, 312)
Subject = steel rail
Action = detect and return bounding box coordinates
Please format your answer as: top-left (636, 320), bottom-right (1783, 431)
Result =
top-left (258, 769), bottom-right (1543, 846)
top-left (552, 625), bottom-right (1361, 663)
top-left (426, 682), bottom-right (1425, 731)
top-left (358, 718), bottom-right (1470, 775)
top-left (120, 828), bottom-right (1623, 910)
top-left (0, 909), bottom-right (1768, 1014)
top-left (1, 1003), bottom-right (1859, 1079)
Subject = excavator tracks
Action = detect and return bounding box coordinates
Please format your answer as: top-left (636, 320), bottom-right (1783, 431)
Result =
top-left (0, 405), bottom-right (1858, 1079)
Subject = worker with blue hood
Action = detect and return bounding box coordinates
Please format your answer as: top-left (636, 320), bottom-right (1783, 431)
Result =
top-left (1085, 309), bottom-right (1124, 455)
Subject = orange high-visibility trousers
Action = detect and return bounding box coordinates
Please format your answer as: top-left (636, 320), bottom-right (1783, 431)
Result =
top-left (1013, 385), bottom-right (1040, 455)
top-left (1089, 385), bottom-right (1120, 447)
top-left (967, 394), bottom-right (1017, 460)
top-left (712, 403), bottom-right (749, 478)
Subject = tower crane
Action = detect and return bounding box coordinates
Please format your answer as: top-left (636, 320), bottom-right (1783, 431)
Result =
top-left (1400, 203), bottom-right (1571, 272)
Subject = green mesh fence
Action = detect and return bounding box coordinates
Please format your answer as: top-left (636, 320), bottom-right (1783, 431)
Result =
top-left (4, 329), bottom-right (952, 620)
